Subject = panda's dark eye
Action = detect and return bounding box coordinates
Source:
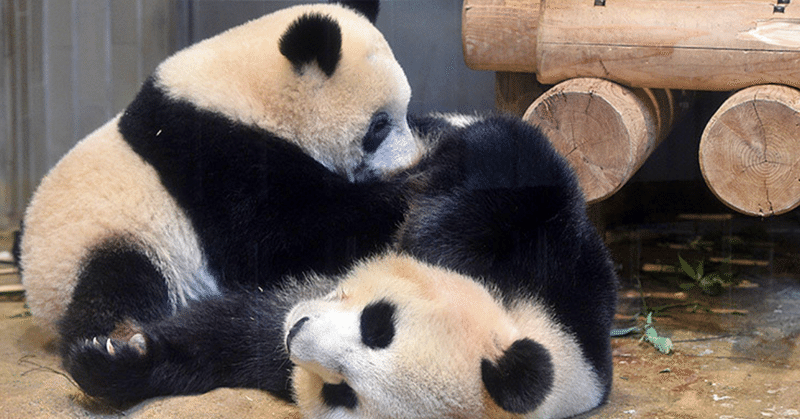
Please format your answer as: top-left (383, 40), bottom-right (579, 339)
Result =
top-left (362, 112), bottom-right (392, 153)
top-left (360, 299), bottom-right (396, 349)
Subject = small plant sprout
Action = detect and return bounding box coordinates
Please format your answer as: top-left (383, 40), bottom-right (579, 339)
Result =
top-left (641, 312), bottom-right (673, 354)
top-left (611, 312), bottom-right (673, 355)
top-left (677, 255), bottom-right (730, 296)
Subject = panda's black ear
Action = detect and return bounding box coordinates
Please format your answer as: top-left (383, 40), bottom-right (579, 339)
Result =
top-left (480, 338), bottom-right (554, 414)
top-left (331, 0), bottom-right (379, 24)
top-left (279, 13), bottom-right (342, 77)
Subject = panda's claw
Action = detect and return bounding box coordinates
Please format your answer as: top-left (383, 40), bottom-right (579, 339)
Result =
top-left (130, 333), bottom-right (146, 355)
top-left (66, 334), bottom-right (156, 404)
top-left (82, 334), bottom-right (148, 358)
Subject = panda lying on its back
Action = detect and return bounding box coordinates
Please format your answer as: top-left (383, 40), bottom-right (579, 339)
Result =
top-left (286, 115), bottom-right (618, 419)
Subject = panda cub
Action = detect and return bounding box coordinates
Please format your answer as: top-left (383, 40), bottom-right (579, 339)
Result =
top-left (285, 115), bottom-right (619, 419)
top-left (20, 0), bottom-right (419, 404)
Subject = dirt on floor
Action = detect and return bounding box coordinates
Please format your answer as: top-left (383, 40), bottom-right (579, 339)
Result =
top-left (0, 293), bottom-right (300, 419)
top-left (1, 222), bottom-right (799, 419)
top-left (594, 274), bottom-right (800, 419)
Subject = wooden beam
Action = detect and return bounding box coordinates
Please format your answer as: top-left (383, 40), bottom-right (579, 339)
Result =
top-left (464, 0), bottom-right (800, 91)
top-left (0, 284), bottom-right (24, 294)
top-left (462, 0), bottom-right (540, 73)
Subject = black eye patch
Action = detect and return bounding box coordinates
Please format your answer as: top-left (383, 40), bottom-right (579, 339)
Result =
top-left (360, 299), bottom-right (396, 349)
top-left (362, 112), bottom-right (392, 153)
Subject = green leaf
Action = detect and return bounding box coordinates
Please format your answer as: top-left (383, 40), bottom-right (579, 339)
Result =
top-left (645, 327), bottom-right (659, 339)
top-left (653, 337), bottom-right (673, 354)
top-left (697, 261), bottom-right (704, 279)
top-left (679, 283), bottom-right (696, 291)
top-left (699, 275), bottom-right (724, 296)
top-left (678, 255), bottom-right (695, 279)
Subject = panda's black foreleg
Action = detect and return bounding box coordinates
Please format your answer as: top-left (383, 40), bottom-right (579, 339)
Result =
top-left (64, 290), bottom-right (294, 405)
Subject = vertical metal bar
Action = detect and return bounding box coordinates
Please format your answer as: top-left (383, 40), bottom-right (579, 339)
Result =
top-left (12, 0), bottom-right (29, 226)
top-left (0, 0), bottom-right (15, 227)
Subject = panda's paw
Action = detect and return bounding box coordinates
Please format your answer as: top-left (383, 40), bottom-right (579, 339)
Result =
top-left (85, 333), bottom-right (148, 357)
top-left (65, 333), bottom-right (157, 404)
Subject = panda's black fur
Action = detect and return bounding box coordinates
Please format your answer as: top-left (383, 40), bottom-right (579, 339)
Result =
top-left (118, 77), bottom-right (406, 289)
top-left (396, 115), bottom-right (617, 410)
top-left (396, 116), bottom-right (617, 398)
top-left (279, 13), bottom-right (343, 77)
top-left (62, 113), bottom-right (617, 414)
top-left (20, 0), bottom-right (617, 415)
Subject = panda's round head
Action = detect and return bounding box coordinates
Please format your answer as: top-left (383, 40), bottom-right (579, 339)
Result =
top-left (153, 2), bottom-right (418, 181)
top-left (284, 254), bottom-right (605, 419)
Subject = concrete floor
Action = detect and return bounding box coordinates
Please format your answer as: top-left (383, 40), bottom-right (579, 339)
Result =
top-left (1, 219), bottom-right (798, 418)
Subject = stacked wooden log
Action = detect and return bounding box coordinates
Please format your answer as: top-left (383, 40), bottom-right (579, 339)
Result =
top-left (700, 85), bottom-right (800, 216)
top-left (522, 78), bottom-right (679, 203)
top-left (463, 0), bottom-right (800, 215)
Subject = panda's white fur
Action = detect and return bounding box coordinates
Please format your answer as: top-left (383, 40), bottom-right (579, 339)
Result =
top-left (22, 116), bottom-right (219, 334)
top-left (286, 253), bottom-right (605, 419)
top-left (21, 2), bottom-right (416, 335)
top-left (19, 0), bottom-right (433, 405)
top-left (154, 4), bottom-right (416, 180)
top-left (19, 1), bottom-right (616, 415)
top-left (429, 112), bottom-right (484, 129)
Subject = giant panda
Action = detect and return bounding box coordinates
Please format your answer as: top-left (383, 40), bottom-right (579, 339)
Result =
top-left (60, 114), bottom-right (617, 417)
top-left (20, 0), bottom-right (423, 403)
top-left (282, 115), bottom-right (619, 418)
top-left (20, 0), bottom-right (617, 415)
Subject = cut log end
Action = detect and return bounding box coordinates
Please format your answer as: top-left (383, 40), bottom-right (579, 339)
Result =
top-left (523, 78), bottom-right (675, 203)
top-left (700, 84), bottom-right (800, 217)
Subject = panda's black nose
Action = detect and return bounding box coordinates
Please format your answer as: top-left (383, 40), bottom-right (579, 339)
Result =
top-left (286, 316), bottom-right (310, 353)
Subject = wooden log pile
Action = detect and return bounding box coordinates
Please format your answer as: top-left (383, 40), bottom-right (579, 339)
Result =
top-left (463, 0), bottom-right (800, 215)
